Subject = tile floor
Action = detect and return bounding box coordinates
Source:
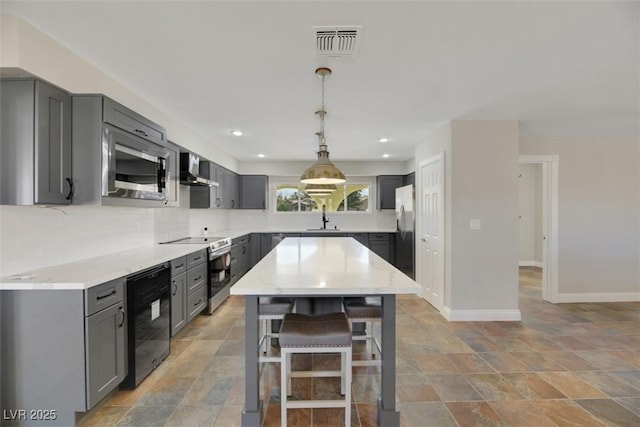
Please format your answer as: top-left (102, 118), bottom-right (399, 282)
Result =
top-left (80, 268), bottom-right (640, 426)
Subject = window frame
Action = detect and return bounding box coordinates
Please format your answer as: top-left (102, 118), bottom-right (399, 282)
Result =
top-left (272, 176), bottom-right (375, 214)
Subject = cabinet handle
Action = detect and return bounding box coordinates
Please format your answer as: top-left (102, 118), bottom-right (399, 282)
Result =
top-left (97, 289), bottom-right (116, 300)
top-left (174, 263), bottom-right (184, 269)
top-left (172, 280), bottom-right (177, 296)
top-left (134, 129), bottom-right (149, 137)
top-left (216, 197), bottom-right (221, 207)
top-left (193, 256), bottom-right (202, 262)
top-left (195, 299), bottom-right (203, 306)
top-left (118, 307), bottom-right (126, 328)
top-left (232, 200), bottom-right (235, 208)
top-left (194, 275), bottom-right (202, 282)
top-left (242, 246), bottom-right (246, 255)
top-left (65, 178), bottom-right (74, 202)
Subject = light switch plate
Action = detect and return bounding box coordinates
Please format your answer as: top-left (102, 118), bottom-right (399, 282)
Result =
top-left (470, 219), bottom-right (481, 230)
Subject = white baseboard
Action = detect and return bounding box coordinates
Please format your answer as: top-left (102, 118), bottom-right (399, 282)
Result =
top-left (442, 306), bottom-right (522, 322)
top-left (553, 292), bottom-right (640, 303)
top-left (519, 260), bottom-right (543, 268)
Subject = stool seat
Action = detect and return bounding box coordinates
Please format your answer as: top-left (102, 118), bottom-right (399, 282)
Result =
top-left (279, 312), bottom-right (351, 348)
top-left (342, 297), bottom-right (382, 368)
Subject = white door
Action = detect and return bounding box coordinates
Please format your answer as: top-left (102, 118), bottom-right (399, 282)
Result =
top-left (419, 154), bottom-right (444, 310)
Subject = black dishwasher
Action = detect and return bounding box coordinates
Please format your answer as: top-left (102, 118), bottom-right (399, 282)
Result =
top-left (121, 262), bottom-right (171, 389)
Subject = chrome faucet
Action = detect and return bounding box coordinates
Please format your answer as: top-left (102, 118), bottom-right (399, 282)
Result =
top-left (321, 204), bottom-right (329, 229)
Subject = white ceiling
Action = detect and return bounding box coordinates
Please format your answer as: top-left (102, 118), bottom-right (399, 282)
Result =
top-left (2, 1), bottom-right (638, 161)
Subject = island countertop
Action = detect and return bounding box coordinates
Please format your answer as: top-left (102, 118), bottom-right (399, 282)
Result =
top-left (230, 237), bottom-right (421, 296)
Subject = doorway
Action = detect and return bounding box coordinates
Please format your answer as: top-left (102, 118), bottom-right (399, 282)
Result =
top-left (417, 153), bottom-right (445, 311)
top-left (518, 155), bottom-right (559, 302)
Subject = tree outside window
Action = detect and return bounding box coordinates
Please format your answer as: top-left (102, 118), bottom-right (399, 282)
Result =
top-left (276, 183), bottom-right (369, 212)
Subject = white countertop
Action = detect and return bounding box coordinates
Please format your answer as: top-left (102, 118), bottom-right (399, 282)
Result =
top-left (0, 230), bottom-right (398, 291)
top-left (0, 244), bottom-right (209, 291)
top-left (222, 229), bottom-right (396, 239)
top-left (230, 237), bottom-right (421, 296)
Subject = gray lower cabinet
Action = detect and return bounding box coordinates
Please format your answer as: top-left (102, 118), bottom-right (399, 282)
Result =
top-left (240, 175), bottom-right (268, 209)
top-left (230, 234), bottom-right (250, 285)
top-left (170, 256), bottom-right (187, 337)
top-left (0, 79), bottom-right (72, 205)
top-left (349, 233), bottom-right (369, 246)
top-left (368, 233), bottom-right (395, 264)
top-left (0, 278), bottom-right (127, 426)
top-left (250, 233), bottom-right (261, 266)
top-left (185, 249), bottom-right (207, 322)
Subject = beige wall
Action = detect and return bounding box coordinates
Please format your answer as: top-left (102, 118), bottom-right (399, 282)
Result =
top-left (415, 120), bottom-right (520, 316)
top-left (449, 120), bottom-right (520, 311)
top-left (520, 136), bottom-right (640, 295)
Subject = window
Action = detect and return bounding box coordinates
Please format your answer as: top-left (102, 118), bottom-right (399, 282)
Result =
top-left (275, 183), bottom-right (370, 213)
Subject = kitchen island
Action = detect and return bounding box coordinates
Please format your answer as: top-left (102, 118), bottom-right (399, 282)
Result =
top-left (230, 237), bottom-right (422, 427)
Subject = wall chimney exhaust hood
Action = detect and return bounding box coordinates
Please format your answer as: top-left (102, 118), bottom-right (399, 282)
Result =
top-left (180, 152), bottom-right (218, 187)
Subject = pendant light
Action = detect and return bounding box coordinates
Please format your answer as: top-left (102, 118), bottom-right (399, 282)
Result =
top-left (300, 67), bottom-right (346, 185)
top-left (305, 183), bottom-right (337, 195)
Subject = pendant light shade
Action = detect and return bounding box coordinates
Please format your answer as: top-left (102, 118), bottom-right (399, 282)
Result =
top-left (305, 183), bottom-right (337, 195)
top-left (300, 67), bottom-right (346, 185)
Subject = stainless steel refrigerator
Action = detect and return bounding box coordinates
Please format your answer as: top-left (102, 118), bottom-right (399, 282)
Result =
top-left (395, 184), bottom-right (415, 279)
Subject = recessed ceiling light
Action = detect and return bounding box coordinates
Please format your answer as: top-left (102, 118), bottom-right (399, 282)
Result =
top-left (379, 138), bottom-right (389, 143)
top-left (231, 130), bottom-right (243, 136)
top-left (382, 153), bottom-right (390, 158)
top-left (257, 154), bottom-right (265, 158)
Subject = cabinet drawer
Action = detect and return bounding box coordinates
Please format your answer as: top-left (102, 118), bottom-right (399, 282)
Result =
top-left (102, 97), bottom-right (166, 145)
top-left (232, 234), bottom-right (249, 245)
top-left (171, 256), bottom-right (187, 276)
top-left (369, 233), bottom-right (391, 241)
top-left (186, 263), bottom-right (207, 294)
top-left (187, 284), bottom-right (207, 322)
top-left (85, 278), bottom-right (125, 316)
top-left (186, 249), bottom-right (207, 269)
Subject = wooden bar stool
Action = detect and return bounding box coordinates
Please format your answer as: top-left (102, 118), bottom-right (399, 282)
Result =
top-left (258, 297), bottom-right (295, 363)
top-left (279, 312), bottom-right (352, 427)
top-left (343, 297), bottom-right (382, 367)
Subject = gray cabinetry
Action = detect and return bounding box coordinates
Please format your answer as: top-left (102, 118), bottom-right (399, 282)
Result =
top-left (85, 279), bottom-right (127, 409)
top-left (102, 97), bottom-right (167, 146)
top-left (369, 233), bottom-right (395, 264)
top-left (185, 249), bottom-right (207, 322)
top-left (224, 169), bottom-right (240, 209)
top-left (0, 79), bottom-right (72, 205)
top-left (349, 233), bottom-right (369, 246)
top-left (230, 234), bottom-right (250, 285)
top-left (0, 278), bottom-right (127, 426)
top-left (240, 175), bottom-right (268, 209)
top-left (270, 233), bottom-right (300, 249)
top-left (376, 175), bottom-right (404, 210)
top-left (170, 256), bottom-right (187, 337)
top-left (303, 232), bottom-right (347, 238)
top-left (250, 233), bottom-right (261, 267)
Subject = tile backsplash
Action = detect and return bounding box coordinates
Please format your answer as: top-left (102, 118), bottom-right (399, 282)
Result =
top-left (0, 205), bottom-right (157, 276)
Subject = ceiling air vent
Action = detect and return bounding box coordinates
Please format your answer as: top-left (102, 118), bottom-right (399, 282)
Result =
top-left (313, 26), bottom-right (362, 58)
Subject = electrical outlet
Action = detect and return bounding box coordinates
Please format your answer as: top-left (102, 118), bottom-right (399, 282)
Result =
top-left (470, 219), bottom-right (481, 230)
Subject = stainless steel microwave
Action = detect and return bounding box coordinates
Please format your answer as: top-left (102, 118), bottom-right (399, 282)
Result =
top-left (102, 124), bottom-right (175, 203)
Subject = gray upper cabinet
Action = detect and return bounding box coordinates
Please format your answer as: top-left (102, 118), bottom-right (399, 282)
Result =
top-left (102, 97), bottom-right (167, 146)
top-left (376, 175), bottom-right (404, 210)
top-left (1, 79), bottom-right (72, 205)
top-left (240, 175), bottom-right (268, 209)
top-left (191, 161), bottom-right (241, 209)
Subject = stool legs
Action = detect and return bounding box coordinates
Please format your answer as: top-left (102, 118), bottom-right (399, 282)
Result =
top-left (280, 348), bottom-right (352, 427)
